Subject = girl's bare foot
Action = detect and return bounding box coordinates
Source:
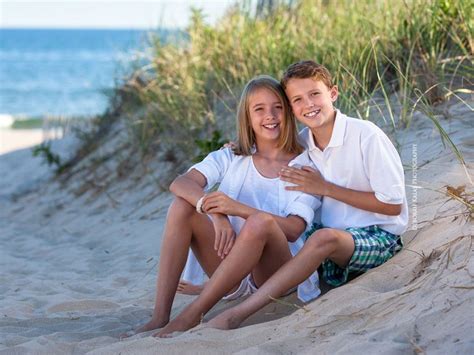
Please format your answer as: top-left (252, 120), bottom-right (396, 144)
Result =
top-left (206, 310), bottom-right (243, 330)
top-left (177, 280), bottom-right (205, 295)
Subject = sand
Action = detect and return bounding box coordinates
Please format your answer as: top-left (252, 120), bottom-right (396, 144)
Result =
top-left (0, 98), bottom-right (472, 354)
top-left (0, 128), bottom-right (64, 155)
top-left (0, 129), bottom-right (45, 155)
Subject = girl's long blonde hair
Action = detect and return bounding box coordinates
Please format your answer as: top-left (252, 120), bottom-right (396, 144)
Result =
top-left (233, 75), bottom-right (302, 156)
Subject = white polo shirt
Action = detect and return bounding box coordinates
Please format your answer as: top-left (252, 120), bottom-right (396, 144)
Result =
top-left (298, 110), bottom-right (408, 235)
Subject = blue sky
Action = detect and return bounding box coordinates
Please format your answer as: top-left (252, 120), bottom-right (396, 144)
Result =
top-left (0, 0), bottom-right (236, 29)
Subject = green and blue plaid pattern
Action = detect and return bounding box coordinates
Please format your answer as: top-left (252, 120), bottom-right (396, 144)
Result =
top-left (305, 224), bottom-right (403, 287)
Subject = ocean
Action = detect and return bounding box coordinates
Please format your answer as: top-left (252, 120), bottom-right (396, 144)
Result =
top-left (0, 28), bottom-right (163, 123)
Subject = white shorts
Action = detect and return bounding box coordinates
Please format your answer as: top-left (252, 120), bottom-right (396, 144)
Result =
top-left (222, 274), bottom-right (258, 301)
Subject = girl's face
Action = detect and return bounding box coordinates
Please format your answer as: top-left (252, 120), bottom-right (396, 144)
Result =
top-left (247, 88), bottom-right (284, 143)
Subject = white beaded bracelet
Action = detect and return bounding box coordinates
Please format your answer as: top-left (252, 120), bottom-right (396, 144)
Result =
top-left (196, 195), bottom-right (206, 214)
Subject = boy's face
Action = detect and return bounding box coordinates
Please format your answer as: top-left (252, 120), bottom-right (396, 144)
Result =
top-left (285, 78), bottom-right (338, 132)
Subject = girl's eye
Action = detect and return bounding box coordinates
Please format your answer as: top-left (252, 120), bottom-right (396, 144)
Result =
top-left (275, 105), bottom-right (283, 110)
top-left (254, 107), bottom-right (263, 112)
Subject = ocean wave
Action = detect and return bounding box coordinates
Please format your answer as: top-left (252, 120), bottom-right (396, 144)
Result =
top-left (0, 114), bottom-right (14, 128)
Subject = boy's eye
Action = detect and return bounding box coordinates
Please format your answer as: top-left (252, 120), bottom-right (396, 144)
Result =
top-left (311, 92), bottom-right (319, 96)
top-left (293, 98), bottom-right (301, 103)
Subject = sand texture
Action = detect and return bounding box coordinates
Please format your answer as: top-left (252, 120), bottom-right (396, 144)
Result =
top-left (1, 99), bottom-right (473, 354)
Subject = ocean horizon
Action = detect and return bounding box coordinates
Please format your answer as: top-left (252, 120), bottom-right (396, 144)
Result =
top-left (0, 28), bottom-right (176, 125)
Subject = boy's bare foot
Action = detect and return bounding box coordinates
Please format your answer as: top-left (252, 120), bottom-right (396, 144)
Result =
top-left (177, 280), bottom-right (205, 295)
top-left (206, 310), bottom-right (243, 330)
top-left (154, 312), bottom-right (201, 338)
top-left (120, 317), bottom-right (169, 339)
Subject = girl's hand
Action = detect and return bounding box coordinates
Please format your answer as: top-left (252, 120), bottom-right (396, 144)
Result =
top-left (203, 191), bottom-right (240, 216)
top-left (210, 214), bottom-right (236, 258)
top-left (280, 165), bottom-right (329, 196)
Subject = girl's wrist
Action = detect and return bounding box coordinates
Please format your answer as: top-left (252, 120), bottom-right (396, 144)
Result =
top-left (196, 195), bottom-right (206, 214)
top-left (210, 213), bottom-right (227, 223)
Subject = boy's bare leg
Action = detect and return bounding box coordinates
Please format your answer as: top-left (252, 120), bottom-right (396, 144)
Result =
top-left (207, 228), bottom-right (355, 330)
top-left (156, 213), bottom-right (293, 337)
top-left (133, 197), bottom-right (222, 334)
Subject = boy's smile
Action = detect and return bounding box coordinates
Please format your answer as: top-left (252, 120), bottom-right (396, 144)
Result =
top-left (303, 109), bottom-right (321, 118)
top-left (285, 78), bottom-right (338, 132)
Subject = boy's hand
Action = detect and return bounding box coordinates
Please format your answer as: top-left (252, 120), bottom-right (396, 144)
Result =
top-left (209, 214), bottom-right (236, 258)
top-left (280, 165), bottom-right (329, 196)
top-left (221, 141), bottom-right (236, 150)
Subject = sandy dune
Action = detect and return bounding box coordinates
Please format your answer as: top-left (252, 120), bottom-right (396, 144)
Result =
top-left (0, 99), bottom-right (472, 354)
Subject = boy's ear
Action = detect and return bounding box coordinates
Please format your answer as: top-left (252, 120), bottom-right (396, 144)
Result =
top-left (330, 85), bottom-right (339, 102)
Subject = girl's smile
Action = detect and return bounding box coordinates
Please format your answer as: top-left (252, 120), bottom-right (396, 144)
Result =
top-left (248, 88), bottom-right (284, 142)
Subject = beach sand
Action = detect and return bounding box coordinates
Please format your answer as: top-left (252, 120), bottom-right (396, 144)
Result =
top-left (0, 98), bottom-right (472, 354)
top-left (0, 129), bottom-right (45, 155)
top-left (0, 128), bottom-right (64, 155)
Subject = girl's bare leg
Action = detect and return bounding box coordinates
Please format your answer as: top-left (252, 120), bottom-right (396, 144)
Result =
top-left (207, 228), bottom-right (355, 329)
top-left (156, 213), bottom-right (293, 337)
top-left (177, 280), bottom-right (205, 295)
top-left (134, 197), bottom-right (222, 334)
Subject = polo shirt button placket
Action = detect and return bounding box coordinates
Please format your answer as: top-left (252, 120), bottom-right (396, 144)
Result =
top-left (320, 150), bottom-right (329, 178)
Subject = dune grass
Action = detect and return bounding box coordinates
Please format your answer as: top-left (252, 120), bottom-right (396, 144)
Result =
top-left (110, 0), bottom-right (472, 167)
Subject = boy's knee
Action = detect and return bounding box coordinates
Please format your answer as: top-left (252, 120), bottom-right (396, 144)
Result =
top-left (306, 228), bottom-right (339, 253)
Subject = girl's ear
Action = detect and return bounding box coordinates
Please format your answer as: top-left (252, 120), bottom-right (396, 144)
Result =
top-left (330, 85), bottom-right (339, 102)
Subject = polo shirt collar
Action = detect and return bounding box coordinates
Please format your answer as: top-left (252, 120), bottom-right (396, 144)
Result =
top-left (307, 109), bottom-right (347, 151)
top-left (327, 109), bottom-right (347, 148)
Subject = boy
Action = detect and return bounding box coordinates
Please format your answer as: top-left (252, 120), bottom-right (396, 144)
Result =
top-left (207, 60), bottom-right (408, 330)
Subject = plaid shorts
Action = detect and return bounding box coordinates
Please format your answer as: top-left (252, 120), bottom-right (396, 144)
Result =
top-left (305, 224), bottom-right (403, 287)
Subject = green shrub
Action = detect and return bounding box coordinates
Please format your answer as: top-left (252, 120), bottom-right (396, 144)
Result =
top-left (112, 0), bottom-right (472, 165)
top-left (193, 130), bottom-right (228, 163)
top-left (32, 142), bottom-right (66, 174)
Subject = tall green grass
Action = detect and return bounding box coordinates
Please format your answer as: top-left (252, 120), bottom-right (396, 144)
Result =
top-left (112, 0), bottom-right (472, 166)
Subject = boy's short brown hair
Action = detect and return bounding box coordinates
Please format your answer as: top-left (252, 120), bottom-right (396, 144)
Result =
top-left (281, 60), bottom-right (333, 89)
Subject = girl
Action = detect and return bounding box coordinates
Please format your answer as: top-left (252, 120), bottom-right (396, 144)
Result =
top-left (133, 75), bottom-right (321, 337)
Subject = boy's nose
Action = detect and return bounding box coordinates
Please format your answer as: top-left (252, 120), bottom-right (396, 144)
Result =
top-left (305, 98), bottom-right (315, 108)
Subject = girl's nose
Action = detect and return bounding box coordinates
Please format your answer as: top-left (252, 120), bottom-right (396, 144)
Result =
top-left (266, 109), bottom-right (275, 119)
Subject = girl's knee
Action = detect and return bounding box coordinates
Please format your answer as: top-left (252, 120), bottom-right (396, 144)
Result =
top-left (169, 196), bottom-right (195, 216)
top-left (248, 212), bottom-right (275, 229)
top-left (240, 213), bottom-right (275, 241)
